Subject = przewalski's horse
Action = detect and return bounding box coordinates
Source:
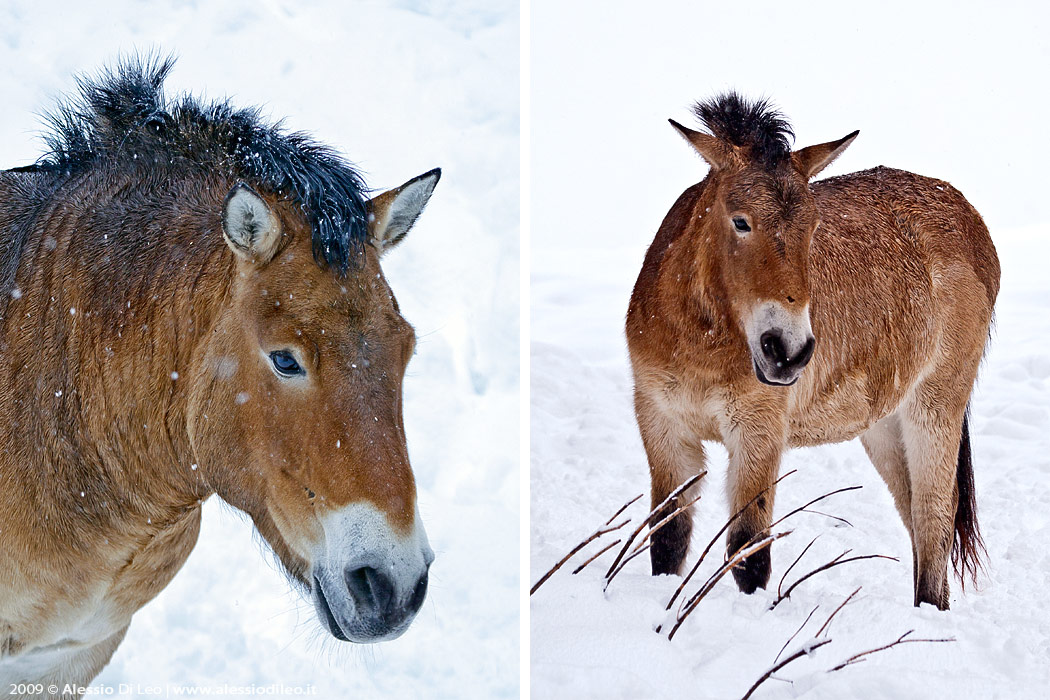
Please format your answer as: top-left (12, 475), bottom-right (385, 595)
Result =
top-left (627, 93), bottom-right (999, 610)
top-left (0, 57), bottom-right (440, 690)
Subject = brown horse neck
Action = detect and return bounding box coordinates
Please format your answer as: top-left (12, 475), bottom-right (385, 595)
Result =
top-left (655, 178), bottom-right (736, 336)
top-left (0, 172), bottom-right (235, 543)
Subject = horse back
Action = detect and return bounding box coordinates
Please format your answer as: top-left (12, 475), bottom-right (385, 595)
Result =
top-left (812, 166), bottom-right (999, 309)
top-left (788, 167), bottom-right (1000, 441)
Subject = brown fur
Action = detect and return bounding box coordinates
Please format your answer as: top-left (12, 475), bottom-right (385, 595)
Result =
top-left (629, 104), bottom-right (998, 609)
top-left (0, 166), bottom-right (427, 689)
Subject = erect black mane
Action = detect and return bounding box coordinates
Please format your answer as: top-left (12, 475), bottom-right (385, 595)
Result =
top-left (692, 92), bottom-right (794, 170)
top-left (33, 54), bottom-right (369, 274)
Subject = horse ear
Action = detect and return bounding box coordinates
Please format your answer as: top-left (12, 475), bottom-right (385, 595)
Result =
top-left (669, 119), bottom-right (732, 170)
top-left (222, 183), bottom-right (282, 264)
top-left (367, 168), bottom-right (441, 255)
top-left (794, 130), bottom-right (860, 179)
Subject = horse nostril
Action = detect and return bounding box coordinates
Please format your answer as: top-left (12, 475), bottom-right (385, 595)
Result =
top-left (408, 571), bottom-right (428, 615)
top-left (760, 331), bottom-right (787, 365)
top-left (345, 566), bottom-right (395, 618)
top-left (794, 336), bottom-right (816, 367)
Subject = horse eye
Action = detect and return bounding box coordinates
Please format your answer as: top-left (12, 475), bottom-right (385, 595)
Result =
top-left (733, 217), bottom-right (751, 233)
top-left (270, 350), bottom-right (304, 377)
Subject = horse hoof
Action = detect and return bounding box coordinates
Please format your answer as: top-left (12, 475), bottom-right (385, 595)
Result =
top-left (731, 548), bottom-right (771, 594)
top-left (914, 571), bottom-right (951, 610)
top-left (727, 530), bottom-right (771, 593)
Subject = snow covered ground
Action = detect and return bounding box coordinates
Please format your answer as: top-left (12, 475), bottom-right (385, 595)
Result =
top-left (531, 1), bottom-right (1050, 698)
top-left (0, 1), bottom-right (518, 698)
top-left (531, 232), bottom-right (1050, 699)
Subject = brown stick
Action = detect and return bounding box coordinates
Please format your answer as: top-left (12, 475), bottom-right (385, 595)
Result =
top-left (603, 543), bottom-right (653, 589)
top-left (677, 532), bottom-right (792, 619)
top-left (571, 538), bottom-right (622, 575)
top-left (604, 493), bottom-right (645, 526)
top-left (800, 508), bottom-right (853, 528)
top-left (828, 630), bottom-right (955, 671)
top-left (604, 473), bottom-right (705, 579)
top-left (739, 639), bottom-right (833, 700)
top-left (773, 604), bottom-right (820, 665)
top-left (769, 552), bottom-right (898, 609)
top-left (777, 535), bottom-right (821, 599)
top-left (529, 492), bottom-right (644, 595)
top-left (768, 485), bottom-right (863, 531)
top-left (665, 469), bottom-right (798, 611)
top-left (637, 492), bottom-right (705, 553)
top-left (815, 586), bottom-right (861, 638)
top-left (530, 516), bottom-right (631, 595)
top-left (667, 532), bottom-right (790, 640)
top-left (604, 492), bottom-right (704, 588)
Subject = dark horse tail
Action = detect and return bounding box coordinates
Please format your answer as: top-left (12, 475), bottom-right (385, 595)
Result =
top-left (952, 408), bottom-right (985, 586)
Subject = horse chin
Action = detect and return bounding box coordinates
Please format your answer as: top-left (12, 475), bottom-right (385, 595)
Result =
top-left (313, 576), bottom-right (351, 642)
top-left (753, 359), bottom-right (800, 387)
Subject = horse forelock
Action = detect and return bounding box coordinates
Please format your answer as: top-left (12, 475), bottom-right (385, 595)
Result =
top-left (692, 92), bottom-right (794, 171)
top-left (32, 52), bottom-right (370, 275)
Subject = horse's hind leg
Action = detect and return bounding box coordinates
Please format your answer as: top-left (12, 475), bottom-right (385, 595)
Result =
top-left (860, 413), bottom-right (917, 586)
top-left (635, 388), bottom-right (706, 576)
top-left (899, 392), bottom-right (967, 610)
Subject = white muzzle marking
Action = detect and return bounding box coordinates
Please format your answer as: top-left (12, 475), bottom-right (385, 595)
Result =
top-left (311, 502), bottom-right (432, 643)
top-left (743, 301), bottom-right (815, 385)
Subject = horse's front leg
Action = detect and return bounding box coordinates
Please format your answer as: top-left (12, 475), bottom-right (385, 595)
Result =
top-left (635, 388), bottom-right (707, 576)
top-left (725, 420), bottom-right (785, 594)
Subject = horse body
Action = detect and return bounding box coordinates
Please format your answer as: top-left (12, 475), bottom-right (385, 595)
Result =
top-left (628, 95), bottom-right (998, 610)
top-left (0, 58), bottom-right (440, 693)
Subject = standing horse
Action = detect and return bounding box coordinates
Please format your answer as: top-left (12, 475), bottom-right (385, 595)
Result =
top-left (0, 57), bottom-right (440, 692)
top-left (627, 93), bottom-right (998, 610)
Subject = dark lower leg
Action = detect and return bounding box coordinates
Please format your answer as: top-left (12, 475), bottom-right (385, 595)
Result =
top-left (650, 507), bottom-right (693, 575)
top-left (727, 524), bottom-right (771, 593)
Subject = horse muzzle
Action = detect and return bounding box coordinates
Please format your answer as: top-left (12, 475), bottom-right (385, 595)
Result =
top-left (311, 503), bottom-right (433, 642)
top-left (745, 302), bottom-right (816, 386)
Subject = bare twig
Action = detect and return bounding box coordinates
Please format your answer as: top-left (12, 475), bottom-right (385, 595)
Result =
top-left (571, 538), bottom-right (622, 575)
top-left (828, 630), bottom-right (956, 671)
top-left (603, 544), bottom-right (653, 589)
top-left (770, 552), bottom-right (898, 609)
top-left (777, 535), bottom-right (821, 599)
top-left (530, 516), bottom-right (632, 595)
top-left (801, 508), bottom-right (853, 527)
top-left (530, 492), bottom-right (644, 595)
top-left (679, 531), bottom-right (793, 615)
top-left (773, 604), bottom-right (819, 665)
top-left (667, 532), bottom-right (791, 640)
top-left (665, 470), bottom-right (798, 611)
top-left (637, 492), bottom-right (705, 552)
top-left (815, 587), bottom-right (861, 638)
top-left (740, 639), bottom-right (833, 700)
top-left (604, 492), bottom-right (703, 587)
top-left (604, 493), bottom-right (645, 526)
top-left (604, 473), bottom-right (704, 579)
top-left (768, 485), bottom-right (863, 531)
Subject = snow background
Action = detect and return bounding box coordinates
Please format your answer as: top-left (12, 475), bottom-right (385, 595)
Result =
top-left (531, 1), bottom-right (1049, 698)
top-left (0, 0), bottom-right (518, 697)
